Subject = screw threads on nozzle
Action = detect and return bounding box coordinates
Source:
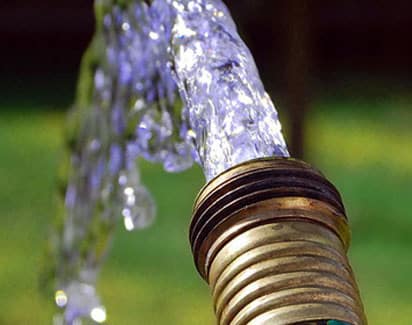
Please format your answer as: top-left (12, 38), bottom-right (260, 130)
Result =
top-left (189, 158), bottom-right (367, 325)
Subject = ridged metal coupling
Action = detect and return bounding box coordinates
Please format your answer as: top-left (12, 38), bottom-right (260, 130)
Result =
top-left (189, 158), bottom-right (367, 325)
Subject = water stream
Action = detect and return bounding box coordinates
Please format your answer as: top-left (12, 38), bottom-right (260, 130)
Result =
top-left (170, 0), bottom-right (289, 180)
top-left (51, 0), bottom-right (288, 323)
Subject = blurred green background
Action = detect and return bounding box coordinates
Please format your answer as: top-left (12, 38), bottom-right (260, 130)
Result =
top-left (1, 1), bottom-right (412, 324)
top-left (2, 95), bottom-right (411, 324)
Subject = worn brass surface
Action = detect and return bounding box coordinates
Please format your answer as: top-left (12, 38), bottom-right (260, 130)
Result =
top-left (247, 303), bottom-right (361, 325)
top-left (202, 197), bottom-right (351, 281)
top-left (189, 158), bottom-right (367, 325)
top-left (195, 158), bottom-right (316, 206)
top-left (211, 222), bottom-right (364, 325)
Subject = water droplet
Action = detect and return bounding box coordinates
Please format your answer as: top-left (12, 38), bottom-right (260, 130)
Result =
top-left (55, 290), bottom-right (68, 308)
top-left (90, 306), bottom-right (107, 323)
top-left (149, 31), bottom-right (160, 40)
top-left (122, 22), bottom-right (130, 31)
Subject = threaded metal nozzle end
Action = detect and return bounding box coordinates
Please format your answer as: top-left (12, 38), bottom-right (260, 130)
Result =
top-left (189, 158), bottom-right (367, 325)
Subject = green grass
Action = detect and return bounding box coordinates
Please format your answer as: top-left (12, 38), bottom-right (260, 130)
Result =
top-left (0, 97), bottom-right (411, 324)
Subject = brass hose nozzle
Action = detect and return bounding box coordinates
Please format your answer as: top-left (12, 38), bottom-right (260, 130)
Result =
top-left (189, 158), bottom-right (367, 325)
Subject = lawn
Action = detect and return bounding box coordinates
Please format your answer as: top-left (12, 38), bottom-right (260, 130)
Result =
top-left (0, 95), bottom-right (411, 324)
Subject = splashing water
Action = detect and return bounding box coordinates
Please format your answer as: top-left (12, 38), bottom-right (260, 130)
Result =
top-left (51, 0), bottom-right (288, 323)
top-left (52, 1), bottom-right (190, 323)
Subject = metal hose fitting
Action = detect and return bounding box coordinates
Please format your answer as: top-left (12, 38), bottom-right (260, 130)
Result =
top-left (189, 158), bottom-right (367, 325)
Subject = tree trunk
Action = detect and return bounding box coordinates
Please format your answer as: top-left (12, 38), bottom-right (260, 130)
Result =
top-left (285, 0), bottom-right (311, 159)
